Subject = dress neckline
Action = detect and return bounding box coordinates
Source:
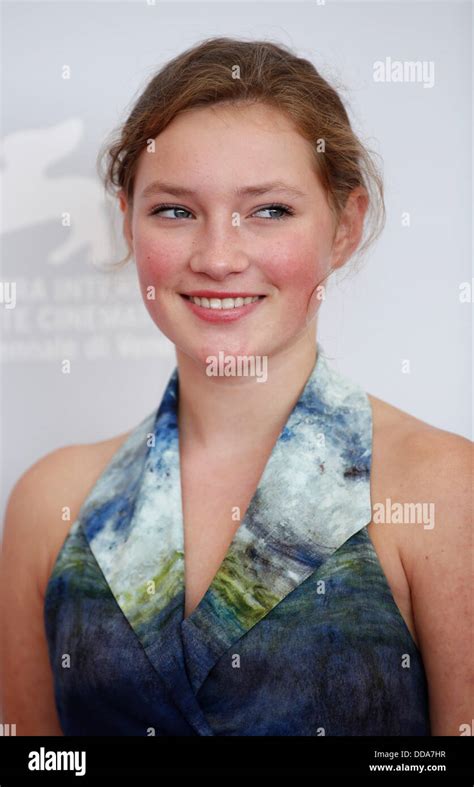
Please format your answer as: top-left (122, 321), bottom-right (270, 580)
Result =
top-left (78, 341), bottom-right (373, 703)
top-left (178, 346), bottom-right (323, 625)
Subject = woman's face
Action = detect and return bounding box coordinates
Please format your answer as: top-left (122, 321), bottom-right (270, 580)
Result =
top-left (121, 102), bottom-right (360, 366)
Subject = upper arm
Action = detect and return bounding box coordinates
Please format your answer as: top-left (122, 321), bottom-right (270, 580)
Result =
top-left (0, 448), bottom-right (79, 736)
top-left (400, 432), bottom-right (473, 736)
top-left (0, 431), bottom-right (130, 735)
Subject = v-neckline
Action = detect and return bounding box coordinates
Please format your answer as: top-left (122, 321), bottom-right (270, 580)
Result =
top-left (177, 351), bottom-right (321, 626)
top-left (80, 339), bottom-right (373, 705)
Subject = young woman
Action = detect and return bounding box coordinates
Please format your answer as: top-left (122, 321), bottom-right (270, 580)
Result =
top-left (1, 37), bottom-right (471, 737)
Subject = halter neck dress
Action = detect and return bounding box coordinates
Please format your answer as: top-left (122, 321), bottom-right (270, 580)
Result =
top-left (43, 343), bottom-right (432, 736)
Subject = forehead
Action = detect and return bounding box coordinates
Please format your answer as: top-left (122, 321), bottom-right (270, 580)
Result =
top-left (133, 102), bottom-right (319, 194)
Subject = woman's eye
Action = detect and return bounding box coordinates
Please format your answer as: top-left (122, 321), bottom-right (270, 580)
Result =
top-left (149, 205), bottom-right (193, 219)
top-left (148, 203), bottom-right (294, 220)
top-left (252, 204), bottom-right (294, 220)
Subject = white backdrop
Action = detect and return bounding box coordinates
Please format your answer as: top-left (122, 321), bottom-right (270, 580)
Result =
top-left (1, 0), bottom-right (472, 529)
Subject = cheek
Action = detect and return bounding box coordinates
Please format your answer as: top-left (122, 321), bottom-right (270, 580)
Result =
top-left (133, 229), bottom-right (182, 290)
top-left (265, 234), bottom-right (328, 302)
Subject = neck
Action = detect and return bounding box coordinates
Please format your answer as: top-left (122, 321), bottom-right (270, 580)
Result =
top-left (175, 329), bottom-right (319, 456)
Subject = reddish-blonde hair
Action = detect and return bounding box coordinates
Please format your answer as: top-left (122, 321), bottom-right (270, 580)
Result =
top-left (97, 36), bottom-right (385, 269)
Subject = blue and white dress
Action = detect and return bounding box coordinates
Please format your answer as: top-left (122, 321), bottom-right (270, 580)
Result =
top-left (44, 343), bottom-right (431, 736)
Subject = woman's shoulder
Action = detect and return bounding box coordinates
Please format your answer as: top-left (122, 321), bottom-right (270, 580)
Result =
top-left (366, 390), bottom-right (471, 571)
top-left (366, 393), bottom-right (472, 735)
top-left (3, 428), bottom-right (133, 597)
top-left (10, 427), bottom-right (133, 507)
top-left (367, 390), bottom-right (471, 475)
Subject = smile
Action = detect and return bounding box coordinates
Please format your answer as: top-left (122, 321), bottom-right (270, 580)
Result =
top-left (182, 295), bottom-right (264, 310)
top-left (179, 293), bottom-right (266, 323)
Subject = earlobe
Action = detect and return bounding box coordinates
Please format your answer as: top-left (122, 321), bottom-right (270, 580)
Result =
top-left (331, 188), bottom-right (368, 269)
top-left (330, 217), bottom-right (352, 271)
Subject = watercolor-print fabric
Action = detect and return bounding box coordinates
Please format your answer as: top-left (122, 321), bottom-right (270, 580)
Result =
top-left (44, 344), bottom-right (431, 735)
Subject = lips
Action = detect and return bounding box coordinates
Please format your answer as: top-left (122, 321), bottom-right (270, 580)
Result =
top-left (182, 294), bottom-right (263, 309)
top-left (182, 291), bottom-right (265, 298)
top-left (179, 292), bottom-right (266, 323)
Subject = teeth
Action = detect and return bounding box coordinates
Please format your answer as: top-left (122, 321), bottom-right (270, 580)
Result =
top-left (187, 295), bottom-right (262, 309)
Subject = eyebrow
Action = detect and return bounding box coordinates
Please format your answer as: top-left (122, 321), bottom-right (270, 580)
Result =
top-left (140, 180), bottom-right (306, 199)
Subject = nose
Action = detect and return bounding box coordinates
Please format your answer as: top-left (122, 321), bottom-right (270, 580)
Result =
top-left (188, 212), bottom-right (250, 279)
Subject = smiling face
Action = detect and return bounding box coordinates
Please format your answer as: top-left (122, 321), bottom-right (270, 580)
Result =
top-left (120, 101), bottom-right (366, 367)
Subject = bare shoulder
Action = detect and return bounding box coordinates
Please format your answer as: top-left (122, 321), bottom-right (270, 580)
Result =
top-left (0, 428), bottom-right (133, 735)
top-left (368, 389), bottom-right (471, 470)
top-left (367, 393), bottom-right (472, 735)
top-left (368, 392), bottom-right (471, 516)
top-left (3, 427), bottom-right (133, 597)
top-left (368, 392), bottom-right (471, 539)
top-left (367, 391), bottom-right (470, 608)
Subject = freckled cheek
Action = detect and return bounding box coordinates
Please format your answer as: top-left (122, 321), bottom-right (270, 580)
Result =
top-left (264, 241), bottom-right (327, 305)
top-left (133, 231), bottom-right (184, 288)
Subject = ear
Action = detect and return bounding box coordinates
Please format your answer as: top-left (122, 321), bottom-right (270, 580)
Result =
top-left (118, 190), bottom-right (133, 253)
top-left (330, 187), bottom-right (369, 270)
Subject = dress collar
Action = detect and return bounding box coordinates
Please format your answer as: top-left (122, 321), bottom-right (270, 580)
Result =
top-left (79, 343), bottom-right (373, 725)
